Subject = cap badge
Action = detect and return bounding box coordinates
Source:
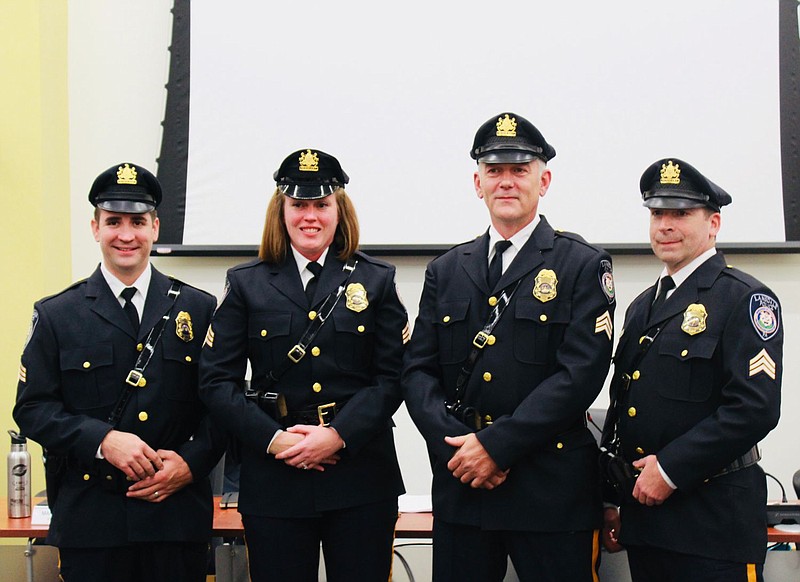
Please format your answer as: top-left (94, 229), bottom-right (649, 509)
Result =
top-left (660, 160), bottom-right (681, 185)
top-left (298, 149), bottom-right (319, 172)
top-left (533, 269), bottom-right (558, 303)
top-left (495, 114), bottom-right (517, 137)
top-left (175, 311), bottom-right (194, 342)
top-left (117, 163), bottom-right (138, 185)
top-left (681, 303), bottom-right (707, 335)
top-left (345, 283), bottom-right (369, 312)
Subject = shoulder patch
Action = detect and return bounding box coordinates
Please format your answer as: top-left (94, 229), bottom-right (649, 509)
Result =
top-left (215, 277), bottom-right (231, 313)
top-left (598, 259), bottom-right (615, 303)
top-left (750, 293), bottom-right (780, 341)
top-left (23, 309), bottom-right (39, 351)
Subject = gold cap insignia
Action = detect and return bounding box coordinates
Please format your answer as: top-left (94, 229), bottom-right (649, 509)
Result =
top-left (175, 311), bottom-right (194, 342)
top-left (496, 114), bottom-right (517, 137)
top-left (345, 282), bottom-right (369, 313)
top-left (533, 269), bottom-right (558, 303)
top-left (298, 149), bottom-right (319, 172)
top-left (681, 303), bottom-right (707, 335)
top-left (660, 160), bottom-right (681, 185)
top-left (117, 163), bottom-right (138, 185)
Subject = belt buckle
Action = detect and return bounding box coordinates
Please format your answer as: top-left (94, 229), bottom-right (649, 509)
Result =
top-left (473, 331), bottom-right (489, 349)
top-left (125, 370), bottom-right (143, 387)
top-left (288, 345), bottom-right (306, 363)
top-left (317, 402), bottom-right (336, 426)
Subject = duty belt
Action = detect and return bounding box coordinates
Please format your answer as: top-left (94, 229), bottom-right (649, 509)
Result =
top-left (713, 446), bottom-right (761, 478)
top-left (282, 400), bottom-right (347, 427)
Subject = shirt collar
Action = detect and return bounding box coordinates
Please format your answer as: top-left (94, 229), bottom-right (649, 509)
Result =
top-left (659, 247), bottom-right (717, 290)
top-left (290, 245), bottom-right (329, 275)
top-left (488, 215), bottom-right (539, 259)
top-left (100, 262), bottom-right (152, 301)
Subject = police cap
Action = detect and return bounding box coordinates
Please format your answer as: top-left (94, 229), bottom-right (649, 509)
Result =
top-left (470, 112), bottom-right (556, 164)
top-left (274, 149), bottom-right (349, 199)
top-left (640, 158), bottom-right (732, 212)
top-left (88, 163), bottom-right (162, 213)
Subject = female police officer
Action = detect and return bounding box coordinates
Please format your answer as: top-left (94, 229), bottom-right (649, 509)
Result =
top-left (199, 149), bottom-right (407, 581)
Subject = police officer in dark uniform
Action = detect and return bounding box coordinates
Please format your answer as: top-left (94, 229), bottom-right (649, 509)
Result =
top-left (601, 158), bottom-right (782, 582)
top-left (402, 113), bottom-right (616, 581)
top-left (14, 163), bottom-right (224, 582)
top-left (198, 149), bottom-right (407, 582)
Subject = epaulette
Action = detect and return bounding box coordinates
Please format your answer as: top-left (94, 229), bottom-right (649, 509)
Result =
top-left (553, 229), bottom-right (603, 252)
top-left (354, 250), bottom-right (393, 270)
top-left (228, 258), bottom-right (264, 273)
top-left (166, 275), bottom-right (216, 299)
top-left (38, 278), bottom-right (89, 304)
top-left (720, 264), bottom-right (763, 289)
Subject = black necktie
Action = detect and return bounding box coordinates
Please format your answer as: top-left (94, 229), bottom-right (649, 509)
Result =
top-left (305, 261), bottom-right (322, 305)
top-left (651, 276), bottom-right (675, 313)
top-left (488, 240), bottom-right (512, 289)
top-left (121, 287), bottom-right (139, 333)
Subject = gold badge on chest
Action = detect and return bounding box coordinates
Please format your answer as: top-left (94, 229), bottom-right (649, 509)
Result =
top-left (175, 311), bottom-right (194, 342)
top-left (681, 304), bottom-right (707, 336)
top-left (345, 283), bottom-right (369, 312)
top-left (533, 269), bottom-right (558, 303)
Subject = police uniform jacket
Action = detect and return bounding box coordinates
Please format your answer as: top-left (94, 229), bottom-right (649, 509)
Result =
top-left (402, 216), bottom-right (616, 531)
top-left (605, 251), bottom-right (782, 563)
top-left (198, 250), bottom-right (406, 518)
top-left (14, 266), bottom-right (223, 548)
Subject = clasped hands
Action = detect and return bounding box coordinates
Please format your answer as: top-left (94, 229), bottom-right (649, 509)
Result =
top-left (445, 433), bottom-right (508, 489)
top-left (100, 429), bottom-right (192, 503)
top-left (271, 425), bottom-right (343, 472)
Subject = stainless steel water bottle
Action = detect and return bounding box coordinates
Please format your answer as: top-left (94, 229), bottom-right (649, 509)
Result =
top-left (7, 429), bottom-right (31, 518)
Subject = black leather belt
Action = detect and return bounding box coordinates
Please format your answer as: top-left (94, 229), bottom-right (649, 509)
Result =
top-left (282, 400), bottom-right (347, 427)
top-left (713, 446), bottom-right (761, 478)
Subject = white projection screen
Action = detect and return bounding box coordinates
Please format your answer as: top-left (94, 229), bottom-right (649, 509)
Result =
top-left (155, 0), bottom-right (800, 254)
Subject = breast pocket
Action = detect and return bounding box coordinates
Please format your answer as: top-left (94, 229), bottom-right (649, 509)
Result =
top-left (656, 332), bottom-right (719, 402)
top-left (248, 312), bottom-right (293, 372)
top-left (162, 341), bottom-right (202, 402)
top-left (332, 310), bottom-right (375, 371)
top-left (59, 343), bottom-right (116, 410)
top-left (433, 300), bottom-right (471, 364)
top-left (513, 296), bottom-right (572, 364)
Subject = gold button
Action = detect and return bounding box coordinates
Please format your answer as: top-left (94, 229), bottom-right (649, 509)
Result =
top-left (442, 315), bottom-right (450, 323)
top-left (261, 329), bottom-right (267, 337)
top-left (639, 336), bottom-right (646, 344)
top-left (627, 407), bottom-right (637, 418)
top-left (312, 382), bottom-right (322, 393)
top-left (105, 474), bottom-right (113, 481)
top-left (488, 296), bottom-right (498, 306)
top-left (309, 311), bottom-right (317, 320)
top-left (137, 343), bottom-right (144, 352)
top-left (540, 314), bottom-right (548, 322)
top-left (486, 335), bottom-right (496, 346)
top-left (484, 415), bottom-right (493, 423)
top-left (357, 325), bottom-right (365, 333)
top-left (83, 361), bottom-right (91, 369)
top-left (483, 372), bottom-right (492, 382)
top-left (185, 355), bottom-right (192, 363)
top-left (83, 473), bottom-right (91, 481)
top-left (681, 349), bottom-right (688, 357)
top-left (632, 370), bottom-right (640, 380)
top-left (636, 447), bottom-right (644, 454)
top-left (138, 411), bottom-right (148, 422)
top-left (311, 346), bottom-right (321, 357)
top-left (556, 442), bottom-right (564, 450)
top-left (138, 377), bottom-right (147, 388)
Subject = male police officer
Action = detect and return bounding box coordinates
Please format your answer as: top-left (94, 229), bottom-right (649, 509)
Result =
top-left (14, 163), bottom-right (224, 582)
top-left (601, 159), bottom-right (782, 582)
top-left (402, 113), bottom-right (616, 581)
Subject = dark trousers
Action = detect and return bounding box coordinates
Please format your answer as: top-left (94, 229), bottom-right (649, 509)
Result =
top-left (59, 542), bottom-right (208, 582)
top-left (626, 544), bottom-right (763, 582)
top-left (432, 519), bottom-right (601, 582)
top-left (242, 498), bottom-right (398, 582)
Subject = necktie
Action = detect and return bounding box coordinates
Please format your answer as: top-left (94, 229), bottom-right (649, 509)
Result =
top-left (651, 276), bottom-right (675, 313)
top-left (305, 261), bottom-right (322, 305)
top-left (121, 287), bottom-right (139, 334)
top-left (488, 240), bottom-right (512, 289)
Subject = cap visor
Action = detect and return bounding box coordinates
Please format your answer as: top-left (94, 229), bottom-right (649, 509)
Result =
top-left (479, 151), bottom-right (537, 164)
top-left (96, 200), bottom-right (155, 213)
top-left (642, 196), bottom-right (707, 210)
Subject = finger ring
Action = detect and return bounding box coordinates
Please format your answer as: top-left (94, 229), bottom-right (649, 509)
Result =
top-left (153, 491), bottom-right (159, 497)
top-left (301, 463), bottom-right (308, 470)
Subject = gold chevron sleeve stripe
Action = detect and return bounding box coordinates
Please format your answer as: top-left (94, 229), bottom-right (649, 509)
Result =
top-left (401, 322), bottom-right (411, 344)
top-left (748, 349), bottom-right (776, 380)
top-left (18, 363), bottom-right (27, 383)
top-left (594, 311), bottom-right (613, 340)
top-left (204, 325), bottom-right (215, 348)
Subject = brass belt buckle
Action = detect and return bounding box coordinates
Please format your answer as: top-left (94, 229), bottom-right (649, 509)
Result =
top-left (473, 331), bottom-right (489, 349)
top-left (317, 402), bottom-right (336, 426)
top-left (125, 370), bottom-right (143, 387)
top-left (288, 345), bottom-right (306, 363)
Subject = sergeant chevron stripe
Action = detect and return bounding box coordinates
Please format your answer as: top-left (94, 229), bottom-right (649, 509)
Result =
top-left (204, 325), bottom-right (215, 348)
top-left (595, 310), bottom-right (613, 340)
top-left (748, 349), bottom-right (776, 380)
